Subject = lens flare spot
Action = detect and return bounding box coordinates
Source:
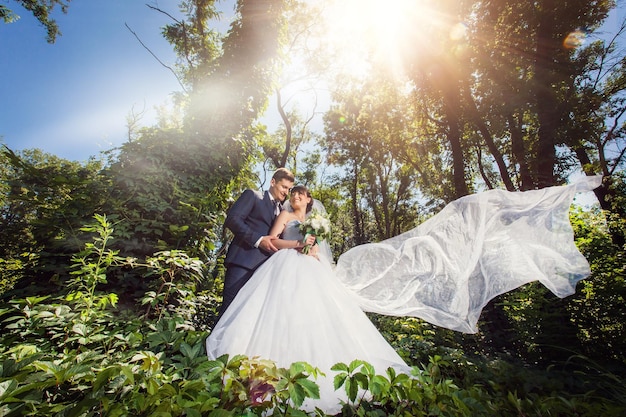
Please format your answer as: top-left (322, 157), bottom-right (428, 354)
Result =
top-left (339, 116), bottom-right (346, 123)
top-left (563, 29), bottom-right (587, 49)
top-left (450, 22), bottom-right (468, 41)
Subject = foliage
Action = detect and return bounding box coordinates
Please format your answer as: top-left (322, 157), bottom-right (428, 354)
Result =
top-left (569, 204), bottom-right (626, 364)
top-left (0, 214), bottom-right (217, 416)
top-left (67, 213), bottom-right (122, 320)
top-left (1, 213), bottom-right (625, 416)
top-left (102, 127), bottom-right (232, 261)
top-left (1, 0), bottom-right (71, 42)
top-left (0, 130), bottom-right (238, 300)
top-left (366, 315), bottom-right (626, 416)
top-left (0, 146), bottom-right (111, 294)
top-left (140, 249), bottom-right (207, 324)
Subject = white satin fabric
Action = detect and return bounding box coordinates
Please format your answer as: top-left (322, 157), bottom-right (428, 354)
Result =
top-left (206, 231), bottom-right (411, 413)
top-left (334, 175), bottom-right (602, 333)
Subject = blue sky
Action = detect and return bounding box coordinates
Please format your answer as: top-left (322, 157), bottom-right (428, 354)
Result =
top-left (1, 1), bottom-right (624, 164)
top-left (0, 1), bottom-right (215, 161)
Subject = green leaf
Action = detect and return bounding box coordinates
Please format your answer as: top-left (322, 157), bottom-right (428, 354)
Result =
top-left (346, 378), bottom-right (358, 402)
top-left (288, 383), bottom-right (306, 407)
top-left (297, 378), bottom-right (320, 399)
top-left (0, 379), bottom-right (18, 399)
top-left (354, 372), bottom-right (369, 389)
top-left (180, 342), bottom-right (201, 359)
top-left (72, 323), bottom-right (89, 337)
top-left (184, 409), bottom-right (202, 417)
top-left (146, 378), bottom-right (160, 395)
top-left (208, 410), bottom-right (234, 417)
top-left (348, 359), bottom-right (366, 373)
top-left (369, 375), bottom-right (389, 396)
top-left (333, 374), bottom-right (347, 390)
top-left (331, 362), bottom-right (349, 372)
top-left (121, 365), bottom-right (135, 385)
top-left (93, 366), bottom-right (121, 391)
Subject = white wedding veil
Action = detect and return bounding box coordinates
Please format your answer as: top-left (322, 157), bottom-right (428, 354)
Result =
top-left (333, 176), bottom-right (603, 333)
top-left (309, 199), bottom-right (335, 266)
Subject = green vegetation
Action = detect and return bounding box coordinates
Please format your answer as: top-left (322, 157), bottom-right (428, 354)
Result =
top-left (1, 191), bottom-right (625, 416)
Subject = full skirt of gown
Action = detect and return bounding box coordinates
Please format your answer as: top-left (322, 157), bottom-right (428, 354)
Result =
top-left (206, 247), bottom-right (411, 414)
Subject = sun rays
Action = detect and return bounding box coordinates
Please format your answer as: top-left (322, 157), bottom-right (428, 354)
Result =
top-left (319, 0), bottom-right (446, 80)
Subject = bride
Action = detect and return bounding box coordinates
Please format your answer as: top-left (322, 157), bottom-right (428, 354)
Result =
top-left (206, 176), bottom-right (603, 413)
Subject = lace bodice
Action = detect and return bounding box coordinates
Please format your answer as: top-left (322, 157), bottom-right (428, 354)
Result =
top-left (282, 220), bottom-right (303, 241)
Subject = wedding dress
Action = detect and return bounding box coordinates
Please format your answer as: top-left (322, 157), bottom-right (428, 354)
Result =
top-left (205, 175), bottom-right (602, 413)
top-left (206, 220), bottom-right (411, 414)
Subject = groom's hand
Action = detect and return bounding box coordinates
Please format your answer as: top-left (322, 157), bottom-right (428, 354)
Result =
top-left (258, 235), bottom-right (279, 253)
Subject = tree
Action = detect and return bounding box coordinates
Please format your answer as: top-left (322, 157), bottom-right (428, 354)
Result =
top-left (103, 0), bottom-right (293, 259)
top-left (381, 0), bottom-right (617, 197)
top-left (183, 0), bottom-right (287, 145)
top-left (102, 128), bottom-right (227, 259)
top-left (468, 0), bottom-right (615, 187)
top-left (323, 76), bottom-right (423, 242)
top-left (1, 0), bottom-right (72, 43)
top-left (268, 0), bottom-right (330, 169)
top-left (0, 146), bottom-right (109, 293)
top-left (395, 0), bottom-right (475, 198)
top-left (564, 18), bottom-right (626, 244)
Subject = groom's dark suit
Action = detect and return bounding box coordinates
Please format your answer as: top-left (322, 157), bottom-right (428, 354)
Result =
top-left (219, 189), bottom-right (279, 318)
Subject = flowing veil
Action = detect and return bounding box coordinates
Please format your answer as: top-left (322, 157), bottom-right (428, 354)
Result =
top-left (333, 176), bottom-right (603, 333)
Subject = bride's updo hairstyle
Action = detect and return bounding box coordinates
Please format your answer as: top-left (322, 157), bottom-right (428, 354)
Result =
top-left (291, 185), bottom-right (314, 213)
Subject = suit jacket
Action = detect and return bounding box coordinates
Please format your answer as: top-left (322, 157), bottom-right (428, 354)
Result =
top-left (224, 189), bottom-right (277, 271)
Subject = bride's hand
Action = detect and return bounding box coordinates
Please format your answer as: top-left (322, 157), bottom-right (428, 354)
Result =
top-left (308, 243), bottom-right (320, 259)
top-left (303, 235), bottom-right (316, 247)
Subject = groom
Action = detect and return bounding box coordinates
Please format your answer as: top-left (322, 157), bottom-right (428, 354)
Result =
top-left (216, 168), bottom-right (295, 321)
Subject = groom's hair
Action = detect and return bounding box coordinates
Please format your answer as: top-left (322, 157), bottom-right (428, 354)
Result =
top-left (272, 167), bottom-right (295, 183)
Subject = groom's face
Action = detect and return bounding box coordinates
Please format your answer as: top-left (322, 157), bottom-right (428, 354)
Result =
top-left (270, 178), bottom-right (294, 203)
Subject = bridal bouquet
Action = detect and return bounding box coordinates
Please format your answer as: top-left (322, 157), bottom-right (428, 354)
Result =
top-left (299, 210), bottom-right (331, 255)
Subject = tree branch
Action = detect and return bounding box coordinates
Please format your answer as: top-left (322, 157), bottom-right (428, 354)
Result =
top-left (125, 22), bottom-right (187, 94)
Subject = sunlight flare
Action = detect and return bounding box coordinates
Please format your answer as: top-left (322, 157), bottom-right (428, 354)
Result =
top-left (563, 29), bottom-right (587, 49)
top-left (321, 0), bottom-right (440, 79)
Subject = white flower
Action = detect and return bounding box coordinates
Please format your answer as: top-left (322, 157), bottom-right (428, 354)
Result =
top-left (311, 217), bottom-right (322, 230)
top-left (299, 210), bottom-right (331, 254)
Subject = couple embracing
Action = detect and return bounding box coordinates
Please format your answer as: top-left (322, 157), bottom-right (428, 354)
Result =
top-left (206, 167), bottom-right (409, 413)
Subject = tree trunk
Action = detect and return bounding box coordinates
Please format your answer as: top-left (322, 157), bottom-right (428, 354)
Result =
top-left (508, 113), bottom-right (534, 190)
top-left (350, 164), bottom-right (366, 245)
top-left (463, 87), bottom-right (515, 191)
top-left (442, 86), bottom-right (470, 198)
top-left (276, 89), bottom-right (292, 168)
top-left (533, 0), bottom-right (558, 188)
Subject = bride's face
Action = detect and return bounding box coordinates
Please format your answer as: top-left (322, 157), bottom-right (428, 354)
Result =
top-left (290, 190), bottom-right (311, 209)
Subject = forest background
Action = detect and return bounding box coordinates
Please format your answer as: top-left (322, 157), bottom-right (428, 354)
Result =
top-left (1, 0), bottom-right (625, 415)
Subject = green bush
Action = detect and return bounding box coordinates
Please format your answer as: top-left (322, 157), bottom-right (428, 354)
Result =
top-left (1, 213), bottom-right (626, 416)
